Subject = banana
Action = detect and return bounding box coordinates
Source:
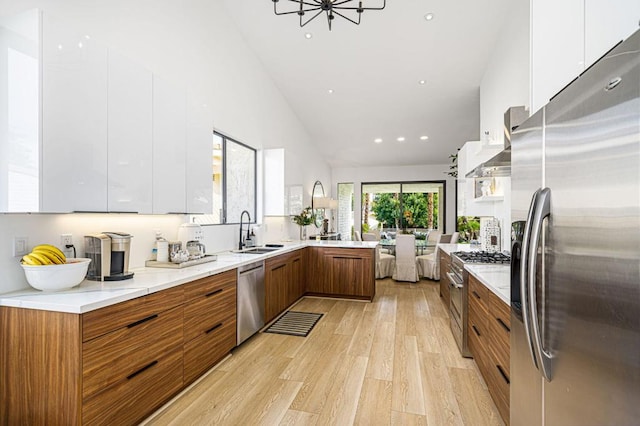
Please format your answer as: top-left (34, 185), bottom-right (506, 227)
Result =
top-left (33, 244), bottom-right (66, 262)
top-left (32, 248), bottom-right (65, 264)
top-left (28, 251), bottom-right (54, 265)
top-left (21, 253), bottom-right (43, 265)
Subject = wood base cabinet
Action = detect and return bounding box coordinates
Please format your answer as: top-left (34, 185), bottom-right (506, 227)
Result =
top-left (265, 249), bottom-right (305, 323)
top-left (467, 274), bottom-right (511, 424)
top-left (0, 271), bottom-right (238, 425)
top-left (306, 247), bottom-right (375, 301)
top-left (439, 250), bottom-right (451, 306)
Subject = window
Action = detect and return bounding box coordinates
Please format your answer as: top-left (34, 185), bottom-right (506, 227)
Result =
top-left (361, 181), bottom-right (445, 234)
top-left (193, 131), bottom-right (256, 225)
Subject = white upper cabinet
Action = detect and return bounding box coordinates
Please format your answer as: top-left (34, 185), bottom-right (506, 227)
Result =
top-left (531, 0), bottom-right (585, 114)
top-left (585, 0), bottom-right (640, 66)
top-left (531, 0), bottom-right (640, 113)
top-left (185, 94), bottom-right (213, 214)
top-left (152, 75), bottom-right (187, 214)
top-left (107, 51), bottom-right (153, 213)
top-left (42, 13), bottom-right (108, 212)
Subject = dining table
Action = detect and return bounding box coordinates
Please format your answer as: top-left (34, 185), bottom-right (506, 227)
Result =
top-left (379, 238), bottom-right (435, 255)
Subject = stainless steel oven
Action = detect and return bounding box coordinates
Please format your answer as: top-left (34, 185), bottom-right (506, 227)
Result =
top-left (449, 254), bottom-right (472, 357)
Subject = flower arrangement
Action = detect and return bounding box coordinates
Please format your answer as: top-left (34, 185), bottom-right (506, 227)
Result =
top-left (292, 207), bottom-right (314, 226)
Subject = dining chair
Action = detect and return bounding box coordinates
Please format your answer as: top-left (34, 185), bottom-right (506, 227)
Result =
top-left (450, 232), bottom-right (460, 244)
top-left (392, 234), bottom-right (419, 282)
top-left (420, 230), bottom-right (442, 255)
top-left (375, 245), bottom-right (395, 279)
top-left (362, 232), bottom-right (377, 241)
top-left (416, 233), bottom-right (449, 280)
top-left (354, 231), bottom-right (362, 241)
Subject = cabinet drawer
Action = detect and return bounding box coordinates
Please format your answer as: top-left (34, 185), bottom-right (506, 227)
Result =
top-left (488, 293), bottom-right (511, 377)
top-left (83, 305), bottom-right (183, 399)
top-left (468, 291), bottom-right (488, 333)
top-left (467, 318), bottom-right (490, 379)
top-left (184, 269), bottom-right (236, 301)
top-left (184, 316), bottom-right (236, 384)
top-left (468, 275), bottom-right (489, 312)
top-left (485, 357), bottom-right (510, 424)
top-left (82, 286), bottom-right (184, 342)
top-left (83, 347), bottom-right (183, 426)
top-left (184, 282), bottom-right (236, 343)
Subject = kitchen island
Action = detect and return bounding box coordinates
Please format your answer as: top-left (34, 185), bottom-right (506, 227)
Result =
top-left (0, 240), bottom-right (377, 425)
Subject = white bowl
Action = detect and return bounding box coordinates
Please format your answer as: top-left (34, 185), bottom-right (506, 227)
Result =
top-left (21, 258), bottom-right (91, 291)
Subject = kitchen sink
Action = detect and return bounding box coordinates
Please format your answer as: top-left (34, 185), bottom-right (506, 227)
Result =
top-left (236, 247), bottom-right (281, 254)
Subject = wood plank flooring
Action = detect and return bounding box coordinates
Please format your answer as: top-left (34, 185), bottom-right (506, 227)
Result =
top-left (145, 279), bottom-right (504, 426)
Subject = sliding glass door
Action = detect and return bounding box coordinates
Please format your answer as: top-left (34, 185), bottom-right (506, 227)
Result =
top-left (361, 181), bottom-right (445, 236)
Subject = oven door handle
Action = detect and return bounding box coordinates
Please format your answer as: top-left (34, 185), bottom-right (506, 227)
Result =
top-left (446, 272), bottom-right (463, 289)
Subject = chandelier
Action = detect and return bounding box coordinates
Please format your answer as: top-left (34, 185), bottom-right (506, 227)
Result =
top-left (272, 0), bottom-right (386, 31)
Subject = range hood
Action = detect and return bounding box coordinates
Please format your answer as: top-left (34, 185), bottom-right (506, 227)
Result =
top-left (466, 106), bottom-right (528, 178)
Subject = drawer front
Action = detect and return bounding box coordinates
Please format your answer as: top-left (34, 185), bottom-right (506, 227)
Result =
top-left (184, 269), bottom-right (236, 301)
top-left (488, 292), bottom-right (511, 377)
top-left (83, 305), bottom-right (184, 399)
top-left (468, 275), bottom-right (489, 312)
top-left (184, 316), bottom-right (236, 384)
top-left (468, 290), bottom-right (488, 333)
top-left (83, 286), bottom-right (184, 342)
top-left (83, 347), bottom-right (183, 426)
top-left (485, 357), bottom-right (510, 424)
top-left (184, 282), bottom-right (236, 343)
top-left (467, 317), bottom-right (490, 380)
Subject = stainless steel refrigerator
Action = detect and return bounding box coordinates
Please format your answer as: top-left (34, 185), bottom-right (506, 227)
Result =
top-left (510, 29), bottom-right (640, 425)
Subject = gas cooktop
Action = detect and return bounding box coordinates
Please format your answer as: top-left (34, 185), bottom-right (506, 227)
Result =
top-left (452, 251), bottom-right (511, 264)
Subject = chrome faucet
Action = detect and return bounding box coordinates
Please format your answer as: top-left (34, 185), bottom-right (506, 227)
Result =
top-left (239, 210), bottom-right (251, 250)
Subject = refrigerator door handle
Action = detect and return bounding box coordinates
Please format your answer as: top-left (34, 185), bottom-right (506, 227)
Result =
top-left (527, 187), bottom-right (553, 381)
top-left (521, 188), bottom-right (541, 369)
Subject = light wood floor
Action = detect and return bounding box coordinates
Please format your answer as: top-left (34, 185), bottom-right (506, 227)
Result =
top-left (146, 279), bottom-right (504, 426)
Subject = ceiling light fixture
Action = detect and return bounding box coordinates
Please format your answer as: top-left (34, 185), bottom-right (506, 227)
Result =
top-left (305, 32), bottom-right (313, 39)
top-left (328, 89), bottom-right (334, 94)
top-left (397, 137), bottom-right (405, 142)
top-left (374, 138), bottom-right (383, 144)
top-left (419, 80), bottom-right (426, 85)
top-left (272, 0), bottom-right (387, 31)
top-left (420, 135), bottom-right (429, 140)
top-left (424, 13), bottom-right (434, 21)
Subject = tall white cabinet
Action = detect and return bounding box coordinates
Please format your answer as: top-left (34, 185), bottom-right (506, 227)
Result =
top-left (107, 52), bottom-right (153, 213)
top-left (42, 14), bottom-right (108, 212)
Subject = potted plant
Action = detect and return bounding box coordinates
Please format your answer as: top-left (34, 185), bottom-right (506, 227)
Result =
top-left (292, 207), bottom-right (314, 240)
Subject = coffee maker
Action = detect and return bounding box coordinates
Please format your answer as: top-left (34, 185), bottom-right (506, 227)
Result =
top-left (85, 232), bottom-right (134, 281)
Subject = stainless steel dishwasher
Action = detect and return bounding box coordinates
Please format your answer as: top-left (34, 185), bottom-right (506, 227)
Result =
top-left (237, 260), bottom-right (265, 345)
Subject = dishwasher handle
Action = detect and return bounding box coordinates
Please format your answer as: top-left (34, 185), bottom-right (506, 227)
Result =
top-left (238, 260), bottom-right (265, 275)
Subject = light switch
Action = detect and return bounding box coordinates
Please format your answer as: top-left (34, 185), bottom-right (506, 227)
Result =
top-left (14, 237), bottom-right (28, 257)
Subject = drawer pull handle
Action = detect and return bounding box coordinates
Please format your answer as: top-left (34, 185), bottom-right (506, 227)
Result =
top-left (206, 323), bottom-right (223, 334)
top-left (127, 360), bottom-right (158, 380)
top-left (497, 364), bottom-right (510, 384)
top-left (127, 314), bottom-right (158, 329)
top-left (472, 290), bottom-right (481, 300)
top-left (472, 325), bottom-right (481, 336)
top-left (497, 317), bottom-right (511, 332)
top-left (206, 289), bottom-right (223, 298)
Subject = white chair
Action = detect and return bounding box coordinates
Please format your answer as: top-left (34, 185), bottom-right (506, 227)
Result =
top-left (416, 233), bottom-right (456, 280)
top-left (421, 230), bottom-right (442, 255)
top-left (376, 246), bottom-right (395, 279)
top-left (392, 234), bottom-right (419, 282)
top-left (450, 232), bottom-right (459, 244)
top-left (362, 232), bottom-right (377, 241)
top-left (354, 231), bottom-right (362, 241)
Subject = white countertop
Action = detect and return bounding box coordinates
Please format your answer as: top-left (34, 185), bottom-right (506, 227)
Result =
top-left (438, 243), bottom-right (475, 256)
top-left (0, 241), bottom-right (377, 314)
top-left (465, 264), bottom-right (510, 305)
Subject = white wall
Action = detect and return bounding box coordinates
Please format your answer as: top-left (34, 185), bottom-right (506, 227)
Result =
top-left (478, 0), bottom-right (529, 252)
top-left (331, 164), bottom-right (457, 237)
top-left (0, 1), bottom-right (330, 293)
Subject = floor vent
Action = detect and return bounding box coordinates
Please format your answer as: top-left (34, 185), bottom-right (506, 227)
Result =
top-left (264, 311), bottom-right (323, 337)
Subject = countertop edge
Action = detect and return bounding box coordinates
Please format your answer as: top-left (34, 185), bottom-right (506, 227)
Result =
top-left (464, 264), bottom-right (511, 306)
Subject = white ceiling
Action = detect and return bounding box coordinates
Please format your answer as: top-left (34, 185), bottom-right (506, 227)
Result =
top-left (222, 0), bottom-right (513, 168)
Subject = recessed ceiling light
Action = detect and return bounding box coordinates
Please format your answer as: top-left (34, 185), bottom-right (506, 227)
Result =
top-left (85, 35), bottom-right (91, 39)
top-left (374, 138), bottom-right (383, 144)
top-left (78, 42), bottom-right (83, 48)
top-left (424, 13), bottom-right (434, 21)
top-left (57, 44), bottom-right (63, 50)
top-left (328, 89), bottom-right (334, 94)
top-left (397, 137), bottom-right (405, 142)
top-left (420, 135), bottom-right (429, 140)
top-left (305, 32), bottom-right (313, 39)
top-left (419, 80), bottom-right (426, 85)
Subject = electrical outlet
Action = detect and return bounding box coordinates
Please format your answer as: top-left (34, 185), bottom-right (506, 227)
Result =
top-left (61, 234), bottom-right (73, 247)
top-left (13, 237), bottom-right (28, 257)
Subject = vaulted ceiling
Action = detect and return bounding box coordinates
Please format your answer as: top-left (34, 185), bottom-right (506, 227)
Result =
top-left (222, 0), bottom-right (513, 168)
